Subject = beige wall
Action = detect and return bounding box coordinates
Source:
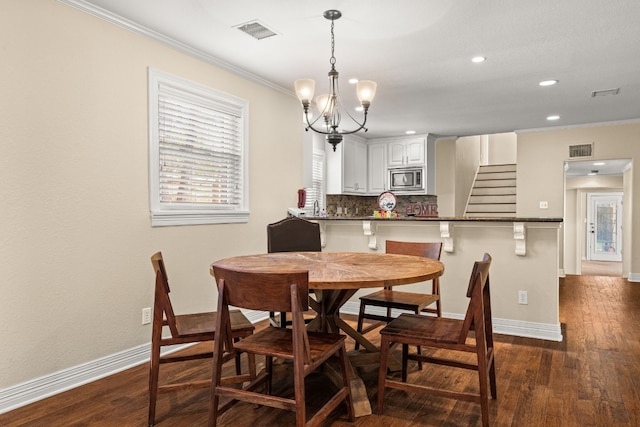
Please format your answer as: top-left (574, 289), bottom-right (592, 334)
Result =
top-left (435, 137), bottom-right (456, 216)
top-left (487, 132), bottom-right (517, 165)
top-left (0, 1), bottom-right (302, 388)
top-left (454, 136), bottom-right (482, 216)
top-left (517, 123), bottom-right (639, 276)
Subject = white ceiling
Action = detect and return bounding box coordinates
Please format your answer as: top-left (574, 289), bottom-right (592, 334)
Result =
top-left (69, 0), bottom-right (639, 175)
top-left (565, 158), bottom-right (631, 177)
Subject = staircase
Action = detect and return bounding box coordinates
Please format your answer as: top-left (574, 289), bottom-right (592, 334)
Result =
top-left (465, 164), bottom-right (517, 217)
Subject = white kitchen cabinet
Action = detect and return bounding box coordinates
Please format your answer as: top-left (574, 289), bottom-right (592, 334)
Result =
top-left (367, 142), bottom-right (387, 194)
top-left (387, 137), bottom-right (425, 167)
top-left (326, 135), bottom-right (367, 194)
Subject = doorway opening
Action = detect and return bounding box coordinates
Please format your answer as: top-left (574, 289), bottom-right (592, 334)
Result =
top-left (565, 158), bottom-right (630, 278)
top-left (581, 192), bottom-right (623, 276)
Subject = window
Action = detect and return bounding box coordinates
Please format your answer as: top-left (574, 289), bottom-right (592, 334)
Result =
top-left (304, 150), bottom-right (325, 215)
top-left (148, 68), bottom-right (249, 226)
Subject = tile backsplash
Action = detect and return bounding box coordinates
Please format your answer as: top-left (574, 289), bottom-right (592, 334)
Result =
top-left (326, 194), bottom-right (437, 217)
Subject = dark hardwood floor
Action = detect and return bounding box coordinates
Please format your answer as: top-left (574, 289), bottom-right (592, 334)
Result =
top-left (2, 274), bottom-right (639, 426)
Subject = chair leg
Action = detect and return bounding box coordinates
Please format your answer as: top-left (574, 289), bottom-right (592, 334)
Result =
top-left (233, 339), bottom-right (242, 375)
top-left (266, 356), bottom-right (273, 395)
top-left (248, 352), bottom-right (257, 381)
top-left (413, 308), bottom-right (423, 371)
top-left (401, 343), bottom-right (409, 382)
top-left (377, 336), bottom-right (391, 413)
top-left (477, 348), bottom-right (490, 427)
top-left (489, 351), bottom-right (497, 399)
top-left (280, 312), bottom-right (288, 328)
top-left (293, 359), bottom-right (306, 427)
top-left (355, 301), bottom-right (367, 350)
top-left (148, 342), bottom-right (161, 427)
top-left (434, 278), bottom-right (442, 317)
top-left (208, 351), bottom-right (224, 427)
top-left (338, 345), bottom-right (355, 421)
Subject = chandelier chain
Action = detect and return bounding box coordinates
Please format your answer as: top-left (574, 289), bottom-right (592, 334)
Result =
top-left (330, 19), bottom-right (336, 67)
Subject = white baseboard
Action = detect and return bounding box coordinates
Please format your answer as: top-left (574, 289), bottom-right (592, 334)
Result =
top-left (0, 304), bottom-right (561, 414)
top-left (628, 272), bottom-right (640, 282)
top-left (0, 309), bottom-right (271, 415)
top-left (341, 301), bottom-right (563, 342)
top-left (0, 344), bottom-right (151, 414)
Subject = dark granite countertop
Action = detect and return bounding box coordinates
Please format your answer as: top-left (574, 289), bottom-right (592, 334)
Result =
top-left (304, 216), bottom-right (563, 223)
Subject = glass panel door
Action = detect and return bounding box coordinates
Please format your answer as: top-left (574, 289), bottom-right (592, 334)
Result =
top-left (587, 193), bottom-right (623, 262)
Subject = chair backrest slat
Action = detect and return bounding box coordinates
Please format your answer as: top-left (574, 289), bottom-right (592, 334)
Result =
top-left (267, 217), bottom-right (322, 253)
top-left (458, 253), bottom-right (492, 344)
top-left (385, 241), bottom-right (443, 291)
top-left (150, 252), bottom-right (179, 337)
top-left (385, 240), bottom-right (442, 260)
top-left (212, 265), bottom-right (309, 313)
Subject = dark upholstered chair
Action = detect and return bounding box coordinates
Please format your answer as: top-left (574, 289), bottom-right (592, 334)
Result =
top-left (267, 217), bottom-right (321, 328)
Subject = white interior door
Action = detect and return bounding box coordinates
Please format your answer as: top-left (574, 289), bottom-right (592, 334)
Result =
top-left (587, 192), bottom-right (623, 262)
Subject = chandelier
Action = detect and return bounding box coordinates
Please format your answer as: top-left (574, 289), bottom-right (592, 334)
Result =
top-left (294, 10), bottom-right (377, 152)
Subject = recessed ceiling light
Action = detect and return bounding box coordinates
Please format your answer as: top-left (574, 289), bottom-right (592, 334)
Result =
top-left (348, 78), bottom-right (359, 84)
top-left (593, 162), bottom-right (605, 166)
top-left (472, 56), bottom-right (486, 63)
top-left (539, 80), bottom-right (558, 86)
top-left (547, 115), bottom-right (560, 121)
top-left (405, 130), bottom-right (416, 135)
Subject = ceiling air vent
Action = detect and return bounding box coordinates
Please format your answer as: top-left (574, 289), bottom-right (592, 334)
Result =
top-left (569, 143), bottom-right (593, 159)
top-left (235, 20), bottom-right (278, 40)
top-left (591, 88), bottom-right (620, 97)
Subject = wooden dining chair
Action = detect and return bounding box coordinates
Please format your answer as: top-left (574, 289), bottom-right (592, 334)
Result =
top-left (209, 265), bottom-right (354, 427)
top-left (377, 253), bottom-right (496, 427)
top-left (355, 240), bottom-right (443, 352)
top-left (148, 252), bottom-right (255, 427)
top-left (267, 216), bottom-right (322, 328)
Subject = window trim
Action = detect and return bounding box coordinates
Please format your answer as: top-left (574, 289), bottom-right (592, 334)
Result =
top-left (148, 68), bottom-right (249, 226)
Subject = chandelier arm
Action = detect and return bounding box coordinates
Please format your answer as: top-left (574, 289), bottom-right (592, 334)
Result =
top-left (304, 113), bottom-right (369, 135)
top-left (303, 111), bottom-right (332, 134)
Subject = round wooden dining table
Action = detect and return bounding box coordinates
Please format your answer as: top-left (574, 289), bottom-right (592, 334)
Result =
top-left (211, 251), bottom-right (444, 416)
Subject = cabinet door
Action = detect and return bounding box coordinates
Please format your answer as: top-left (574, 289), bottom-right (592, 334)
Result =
top-left (406, 138), bottom-right (426, 165)
top-left (343, 138), bottom-right (367, 193)
top-left (386, 138), bottom-right (426, 167)
top-left (387, 140), bottom-right (406, 167)
top-left (368, 143), bottom-right (386, 194)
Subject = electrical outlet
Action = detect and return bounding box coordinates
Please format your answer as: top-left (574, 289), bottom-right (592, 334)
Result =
top-left (539, 201), bottom-right (549, 209)
top-left (336, 206), bottom-right (343, 214)
top-left (142, 307), bottom-right (152, 325)
top-left (518, 290), bottom-right (528, 305)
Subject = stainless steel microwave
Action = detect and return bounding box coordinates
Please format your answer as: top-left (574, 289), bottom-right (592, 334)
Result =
top-left (388, 167), bottom-right (425, 192)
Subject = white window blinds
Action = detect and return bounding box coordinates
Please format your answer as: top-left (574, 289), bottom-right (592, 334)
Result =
top-left (305, 150), bottom-right (325, 215)
top-left (158, 93), bottom-right (242, 206)
top-left (149, 69), bottom-right (249, 226)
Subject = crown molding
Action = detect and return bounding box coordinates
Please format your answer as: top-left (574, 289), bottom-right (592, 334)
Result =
top-left (58, 0), bottom-right (293, 97)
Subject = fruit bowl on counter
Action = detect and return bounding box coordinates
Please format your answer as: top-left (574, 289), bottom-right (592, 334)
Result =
top-left (373, 209), bottom-right (398, 218)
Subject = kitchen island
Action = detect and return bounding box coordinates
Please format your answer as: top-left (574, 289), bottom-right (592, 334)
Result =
top-left (305, 215), bottom-right (564, 342)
